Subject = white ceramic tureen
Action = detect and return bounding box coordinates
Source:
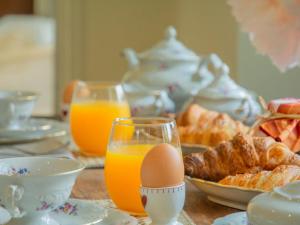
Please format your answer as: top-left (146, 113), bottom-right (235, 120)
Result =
top-left (122, 26), bottom-right (217, 115)
top-left (186, 54), bottom-right (262, 125)
top-left (247, 181), bottom-right (300, 225)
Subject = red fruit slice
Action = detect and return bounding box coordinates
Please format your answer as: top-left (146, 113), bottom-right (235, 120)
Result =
top-left (293, 125), bottom-right (300, 151)
top-left (262, 99), bottom-right (300, 153)
top-left (268, 98), bottom-right (300, 114)
top-left (282, 125), bottom-right (298, 151)
top-left (279, 120), bottom-right (298, 142)
top-left (260, 121), bottom-right (279, 138)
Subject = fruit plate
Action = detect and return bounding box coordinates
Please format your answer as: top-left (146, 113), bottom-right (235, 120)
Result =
top-left (181, 143), bottom-right (211, 155)
top-left (186, 176), bottom-right (263, 210)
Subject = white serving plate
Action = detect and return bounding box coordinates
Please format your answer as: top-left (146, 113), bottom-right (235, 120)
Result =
top-left (181, 143), bottom-right (210, 155)
top-left (186, 177), bottom-right (263, 210)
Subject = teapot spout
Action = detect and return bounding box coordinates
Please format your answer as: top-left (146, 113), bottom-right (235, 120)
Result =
top-left (123, 48), bottom-right (139, 69)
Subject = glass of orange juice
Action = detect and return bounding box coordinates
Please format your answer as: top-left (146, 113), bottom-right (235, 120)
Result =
top-left (104, 117), bottom-right (181, 216)
top-left (70, 81), bottom-right (130, 156)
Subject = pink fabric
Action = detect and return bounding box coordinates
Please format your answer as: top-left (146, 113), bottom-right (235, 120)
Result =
top-left (228, 0), bottom-right (300, 72)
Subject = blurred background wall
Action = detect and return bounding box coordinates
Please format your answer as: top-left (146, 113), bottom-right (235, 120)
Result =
top-left (55, 0), bottom-right (238, 111)
top-left (0, 0), bottom-right (55, 115)
top-left (238, 32), bottom-right (300, 101)
top-left (0, 0), bottom-right (298, 115)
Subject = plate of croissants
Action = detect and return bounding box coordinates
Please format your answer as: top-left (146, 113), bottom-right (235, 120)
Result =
top-left (184, 132), bottom-right (300, 210)
top-left (177, 104), bottom-right (249, 155)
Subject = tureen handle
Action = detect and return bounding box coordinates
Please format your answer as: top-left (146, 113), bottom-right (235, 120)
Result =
top-left (3, 184), bottom-right (25, 218)
top-left (122, 48), bottom-right (139, 69)
top-left (207, 53), bottom-right (229, 78)
top-left (192, 53), bottom-right (225, 82)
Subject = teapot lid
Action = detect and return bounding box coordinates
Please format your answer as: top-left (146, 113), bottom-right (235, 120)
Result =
top-left (196, 55), bottom-right (250, 99)
top-left (138, 26), bottom-right (200, 61)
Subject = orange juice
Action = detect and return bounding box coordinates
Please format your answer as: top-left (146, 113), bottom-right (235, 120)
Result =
top-left (70, 100), bottom-right (130, 156)
top-left (104, 144), bottom-right (153, 215)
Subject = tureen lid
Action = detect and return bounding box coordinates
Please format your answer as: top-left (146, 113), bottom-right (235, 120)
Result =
top-left (196, 55), bottom-right (250, 99)
top-left (138, 26), bottom-right (200, 61)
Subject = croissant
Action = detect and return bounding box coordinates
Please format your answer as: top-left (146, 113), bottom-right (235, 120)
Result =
top-left (177, 104), bottom-right (248, 147)
top-left (184, 133), bottom-right (300, 181)
top-left (219, 165), bottom-right (300, 191)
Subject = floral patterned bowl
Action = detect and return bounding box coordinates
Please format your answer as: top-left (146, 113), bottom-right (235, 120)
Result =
top-left (0, 157), bottom-right (84, 225)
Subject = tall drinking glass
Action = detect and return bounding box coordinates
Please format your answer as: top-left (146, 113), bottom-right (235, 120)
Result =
top-left (104, 117), bottom-right (181, 215)
top-left (70, 81), bottom-right (130, 156)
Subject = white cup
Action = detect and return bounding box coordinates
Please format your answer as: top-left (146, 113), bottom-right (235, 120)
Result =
top-left (0, 157), bottom-right (85, 225)
top-left (0, 91), bottom-right (37, 130)
top-left (140, 182), bottom-right (185, 225)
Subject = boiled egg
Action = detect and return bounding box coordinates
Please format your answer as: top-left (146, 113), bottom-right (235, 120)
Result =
top-left (63, 80), bottom-right (79, 104)
top-left (141, 143), bottom-right (184, 188)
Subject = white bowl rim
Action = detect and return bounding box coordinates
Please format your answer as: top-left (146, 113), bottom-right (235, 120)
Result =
top-left (0, 156), bottom-right (85, 177)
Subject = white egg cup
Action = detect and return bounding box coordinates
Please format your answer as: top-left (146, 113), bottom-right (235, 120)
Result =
top-left (140, 182), bottom-right (185, 225)
top-left (0, 157), bottom-right (84, 225)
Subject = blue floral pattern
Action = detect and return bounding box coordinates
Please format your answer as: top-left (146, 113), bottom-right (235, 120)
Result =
top-left (12, 168), bottom-right (29, 175)
top-left (53, 202), bottom-right (78, 216)
top-left (0, 165), bottom-right (30, 176)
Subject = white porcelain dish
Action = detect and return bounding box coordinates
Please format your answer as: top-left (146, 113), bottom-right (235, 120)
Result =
top-left (0, 90), bottom-right (37, 130)
top-left (0, 118), bottom-right (51, 133)
top-left (248, 181), bottom-right (300, 225)
top-left (0, 119), bottom-right (67, 144)
top-left (0, 198), bottom-right (138, 225)
top-left (122, 26), bottom-right (216, 112)
top-left (50, 199), bottom-right (106, 225)
top-left (212, 212), bottom-right (247, 225)
top-left (99, 207), bottom-right (138, 225)
top-left (0, 207), bottom-right (11, 225)
top-left (0, 157), bottom-right (85, 225)
top-left (186, 177), bottom-right (263, 210)
top-left (188, 54), bottom-right (262, 125)
top-left (181, 143), bottom-right (210, 155)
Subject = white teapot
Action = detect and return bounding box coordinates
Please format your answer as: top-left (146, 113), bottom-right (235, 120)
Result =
top-left (122, 26), bottom-right (216, 114)
top-left (187, 54), bottom-right (262, 125)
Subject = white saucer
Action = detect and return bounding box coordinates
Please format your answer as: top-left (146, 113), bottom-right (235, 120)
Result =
top-left (0, 206), bottom-right (11, 224)
top-left (99, 208), bottom-right (138, 225)
top-left (212, 212), bottom-right (247, 225)
top-left (0, 199), bottom-right (138, 225)
top-left (0, 119), bottom-right (52, 133)
top-left (0, 119), bottom-right (67, 145)
top-left (50, 199), bottom-right (106, 225)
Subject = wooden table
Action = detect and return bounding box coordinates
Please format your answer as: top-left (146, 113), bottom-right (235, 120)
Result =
top-left (72, 169), bottom-right (239, 225)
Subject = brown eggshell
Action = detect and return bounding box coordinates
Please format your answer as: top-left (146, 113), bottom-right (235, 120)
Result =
top-left (63, 80), bottom-right (79, 104)
top-left (63, 80), bottom-right (90, 104)
top-left (141, 143), bottom-right (184, 188)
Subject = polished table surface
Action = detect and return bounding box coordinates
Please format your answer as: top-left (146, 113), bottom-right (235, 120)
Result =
top-left (72, 169), bottom-right (239, 225)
